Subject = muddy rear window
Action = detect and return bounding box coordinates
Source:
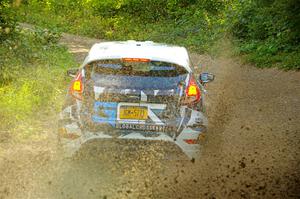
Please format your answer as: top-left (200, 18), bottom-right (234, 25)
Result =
top-left (84, 59), bottom-right (188, 78)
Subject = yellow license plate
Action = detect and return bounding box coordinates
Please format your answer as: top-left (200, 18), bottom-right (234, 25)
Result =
top-left (119, 106), bottom-right (148, 120)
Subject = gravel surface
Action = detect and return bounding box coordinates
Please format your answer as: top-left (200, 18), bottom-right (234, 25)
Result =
top-left (0, 32), bottom-right (299, 199)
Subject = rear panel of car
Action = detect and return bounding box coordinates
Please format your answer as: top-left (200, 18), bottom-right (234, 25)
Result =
top-left (80, 59), bottom-right (189, 136)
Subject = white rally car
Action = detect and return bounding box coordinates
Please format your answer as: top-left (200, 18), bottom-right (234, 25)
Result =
top-left (58, 41), bottom-right (214, 160)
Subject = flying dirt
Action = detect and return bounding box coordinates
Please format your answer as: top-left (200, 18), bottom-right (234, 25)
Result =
top-left (0, 32), bottom-right (299, 198)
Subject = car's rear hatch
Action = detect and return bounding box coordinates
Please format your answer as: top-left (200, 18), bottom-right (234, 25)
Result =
top-left (80, 59), bottom-right (188, 136)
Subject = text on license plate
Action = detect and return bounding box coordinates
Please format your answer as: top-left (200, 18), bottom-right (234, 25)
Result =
top-left (119, 106), bottom-right (148, 120)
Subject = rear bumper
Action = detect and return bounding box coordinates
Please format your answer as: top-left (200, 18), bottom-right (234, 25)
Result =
top-left (58, 122), bottom-right (206, 160)
top-left (58, 103), bottom-right (208, 160)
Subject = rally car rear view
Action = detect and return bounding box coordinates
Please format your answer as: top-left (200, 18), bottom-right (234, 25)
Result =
top-left (58, 41), bottom-right (214, 160)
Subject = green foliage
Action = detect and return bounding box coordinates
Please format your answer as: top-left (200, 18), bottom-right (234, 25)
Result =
top-left (17, 0), bottom-right (227, 54)
top-left (228, 0), bottom-right (300, 69)
top-left (0, 26), bottom-right (76, 138)
top-left (0, 27), bottom-right (63, 84)
top-left (13, 0), bottom-right (300, 69)
top-left (0, 0), bottom-right (17, 41)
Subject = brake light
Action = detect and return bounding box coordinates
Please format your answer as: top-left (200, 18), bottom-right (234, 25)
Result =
top-left (70, 72), bottom-right (83, 100)
top-left (122, 58), bottom-right (150, 62)
top-left (73, 80), bottom-right (82, 91)
top-left (185, 76), bottom-right (201, 102)
top-left (187, 85), bottom-right (198, 95)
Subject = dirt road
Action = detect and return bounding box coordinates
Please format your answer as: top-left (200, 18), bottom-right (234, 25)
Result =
top-left (0, 33), bottom-right (299, 199)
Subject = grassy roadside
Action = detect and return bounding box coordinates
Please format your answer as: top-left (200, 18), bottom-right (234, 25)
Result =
top-left (0, 27), bottom-right (76, 141)
top-left (233, 40), bottom-right (300, 70)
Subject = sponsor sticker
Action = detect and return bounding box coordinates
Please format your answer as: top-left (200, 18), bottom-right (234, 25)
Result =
top-left (116, 123), bottom-right (175, 132)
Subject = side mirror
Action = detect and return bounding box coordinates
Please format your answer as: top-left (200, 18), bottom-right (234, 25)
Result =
top-left (67, 68), bottom-right (78, 78)
top-left (199, 72), bottom-right (214, 84)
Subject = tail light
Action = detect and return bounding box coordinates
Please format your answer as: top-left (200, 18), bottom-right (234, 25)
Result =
top-left (185, 76), bottom-right (201, 103)
top-left (70, 71), bottom-right (83, 100)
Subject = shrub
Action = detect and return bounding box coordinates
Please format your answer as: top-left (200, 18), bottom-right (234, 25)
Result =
top-left (228, 0), bottom-right (300, 69)
top-left (0, 0), bottom-right (16, 42)
top-left (0, 26), bottom-right (75, 138)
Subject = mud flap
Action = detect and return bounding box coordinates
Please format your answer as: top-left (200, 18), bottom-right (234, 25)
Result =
top-left (175, 127), bottom-right (201, 159)
top-left (175, 109), bottom-right (207, 160)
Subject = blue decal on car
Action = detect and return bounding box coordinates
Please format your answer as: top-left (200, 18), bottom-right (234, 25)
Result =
top-left (92, 102), bottom-right (117, 127)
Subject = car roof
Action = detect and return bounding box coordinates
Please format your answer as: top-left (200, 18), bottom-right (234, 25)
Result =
top-left (82, 41), bottom-right (192, 72)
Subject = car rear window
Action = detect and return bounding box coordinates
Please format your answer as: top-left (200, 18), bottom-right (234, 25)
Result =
top-left (85, 59), bottom-right (188, 78)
